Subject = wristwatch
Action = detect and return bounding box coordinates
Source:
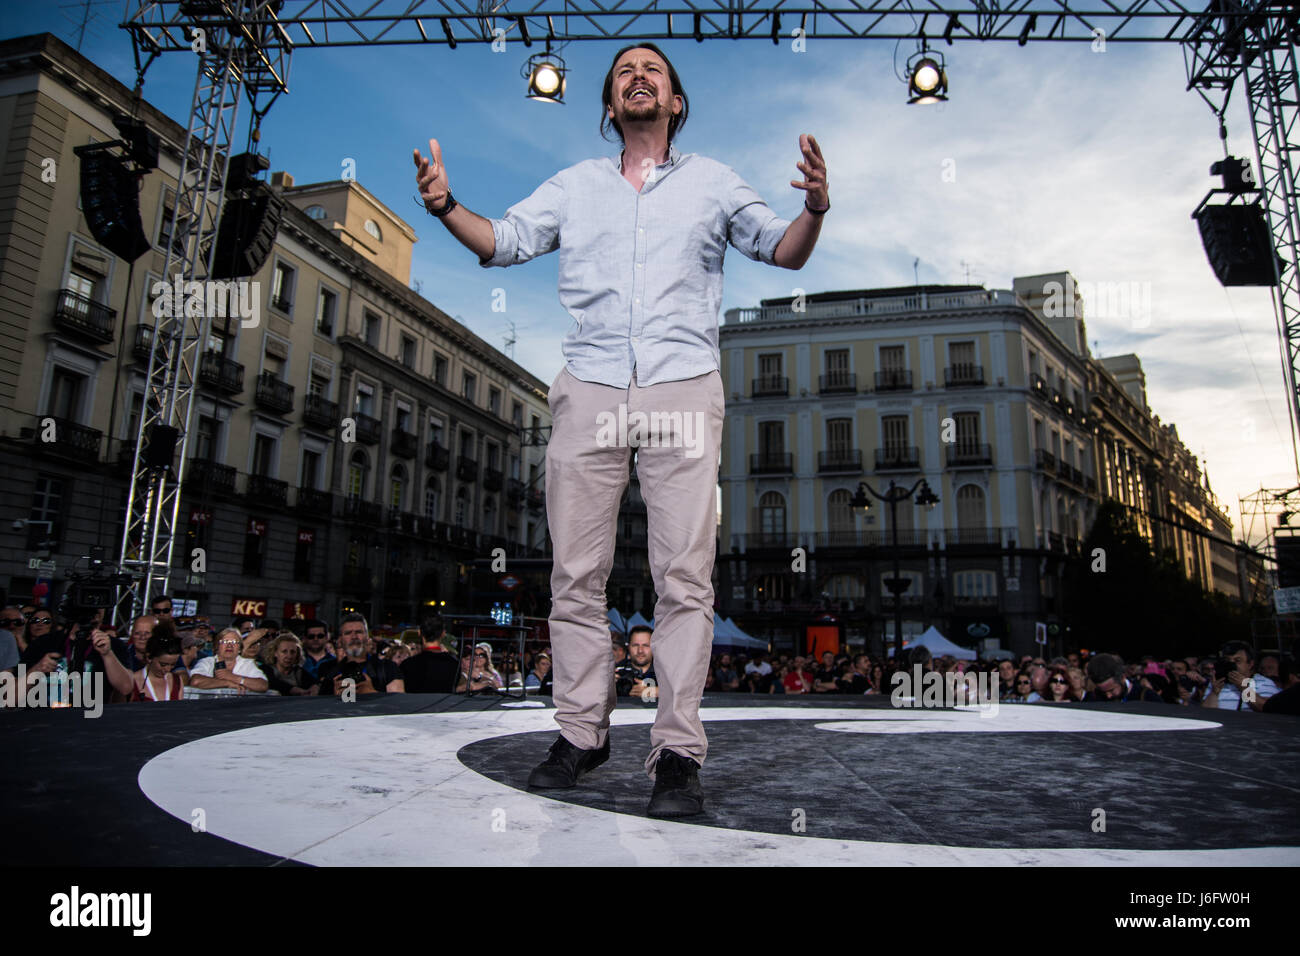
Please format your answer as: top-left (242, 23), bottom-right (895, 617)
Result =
top-left (805, 199), bottom-right (830, 215)
top-left (429, 191), bottom-right (457, 218)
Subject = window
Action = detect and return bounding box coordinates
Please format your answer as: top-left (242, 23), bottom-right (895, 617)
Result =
top-left (424, 477), bottom-right (441, 520)
top-left (355, 382), bottom-right (375, 417)
top-left (454, 487), bottom-right (468, 526)
top-left (363, 311), bottom-right (381, 347)
top-left (433, 353), bottom-right (448, 386)
top-left (364, 219), bottom-right (382, 242)
top-left (826, 418), bottom-right (852, 452)
top-left (462, 372), bottom-right (476, 403)
top-left (880, 345), bottom-right (905, 371)
top-left (827, 489), bottom-right (854, 533)
top-left (954, 412), bottom-right (980, 449)
top-left (1027, 348), bottom-right (1038, 378)
top-left (954, 571), bottom-right (997, 599)
top-left (459, 429), bottom-right (475, 460)
top-left (428, 417), bottom-right (444, 447)
top-left (483, 496), bottom-right (497, 532)
top-left (395, 401), bottom-right (412, 434)
top-left (488, 387), bottom-right (502, 416)
top-left (66, 267), bottom-right (100, 303)
top-left (300, 449), bottom-right (322, 490)
top-left (252, 434), bottom-right (276, 476)
top-left (271, 262), bottom-right (295, 312)
top-left (758, 353), bottom-right (783, 377)
top-left (316, 288), bottom-right (337, 336)
top-left (824, 348), bottom-right (849, 376)
top-left (824, 573), bottom-right (865, 601)
top-left (956, 484), bottom-right (986, 530)
top-left (390, 465), bottom-right (406, 511)
top-left (346, 450), bottom-right (367, 500)
top-left (486, 442), bottom-right (500, 470)
top-left (242, 518), bottom-right (267, 576)
top-left (123, 391), bottom-right (144, 442)
top-left (400, 334), bottom-right (416, 369)
top-left (157, 190), bottom-right (189, 256)
top-left (511, 400), bottom-right (523, 428)
top-left (293, 529), bottom-right (314, 582)
top-left (194, 415), bottom-right (220, 461)
top-left (949, 340), bottom-right (975, 369)
top-left (308, 363), bottom-right (332, 397)
top-left (758, 491), bottom-right (786, 537)
top-left (881, 415), bottom-right (909, 453)
top-left (759, 421), bottom-right (784, 455)
top-left (305, 205), bottom-right (327, 220)
top-left (46, 368), bottom-right (86, 421)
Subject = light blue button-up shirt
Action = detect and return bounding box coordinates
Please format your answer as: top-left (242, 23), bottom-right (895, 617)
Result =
top-left (478, 143), bottom-right (793, 387)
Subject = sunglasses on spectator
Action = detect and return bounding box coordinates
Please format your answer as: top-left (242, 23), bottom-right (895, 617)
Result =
top-left (1016, 679), bottom-right (1031, 685)
top-left (218, 639), bottom-right (240, 647)
top-left (474, 652), bottom-right (488, 658)
top-left (1049, 677), bottom-right (1068, 684)
top-left (30, 616), bottom-right (53, 625)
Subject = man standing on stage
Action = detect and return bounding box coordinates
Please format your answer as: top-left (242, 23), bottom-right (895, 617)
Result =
top-left (414, 42), bottom-right (828, 817)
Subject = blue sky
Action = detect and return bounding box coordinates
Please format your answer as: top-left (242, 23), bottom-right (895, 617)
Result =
top-left (6, 3), bottom-right (1294, 540)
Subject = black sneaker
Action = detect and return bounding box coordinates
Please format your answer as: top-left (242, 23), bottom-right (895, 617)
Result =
top-left (646, 749), bottom-right (705, 818)
top-left (527, 734), bottom-right (610, 789)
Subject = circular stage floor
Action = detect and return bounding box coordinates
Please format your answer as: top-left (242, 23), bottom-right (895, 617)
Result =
top-left (6, 694), bottom-right (1298, 866)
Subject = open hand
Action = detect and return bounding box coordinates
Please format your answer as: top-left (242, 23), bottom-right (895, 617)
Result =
top-left (414, 138), bottom-right (450, 211)
top-left (790, 133), bottom-right (828, 209)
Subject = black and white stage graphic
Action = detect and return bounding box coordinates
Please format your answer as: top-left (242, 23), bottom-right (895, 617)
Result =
top-left (125, 699), bottom-right (1300, 866)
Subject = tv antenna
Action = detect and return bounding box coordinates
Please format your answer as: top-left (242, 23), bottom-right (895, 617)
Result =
top-left (504, 320), bottom-right (517, 360)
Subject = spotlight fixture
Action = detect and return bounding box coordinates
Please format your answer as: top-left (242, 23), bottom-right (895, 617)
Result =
top-left (906, 47), bottom-right (948, 104)
top-left (523, 48), bottom-right (567, 103)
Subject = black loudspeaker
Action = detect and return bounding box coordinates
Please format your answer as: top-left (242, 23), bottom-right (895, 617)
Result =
top-left (78, 150), bottom-right (151, 262)
top-left (143, 424), bottom-right (178, 470)
top-left (209, 185), bottom-right (283, 280)
top-left (1277, 535), bottom-right (1300, 590)
top-left (1195, 202), bottom-right (1282, 286)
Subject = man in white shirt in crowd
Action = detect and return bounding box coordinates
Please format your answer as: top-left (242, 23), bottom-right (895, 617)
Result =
top-left (1202, 640), bottom-right (1278, 712)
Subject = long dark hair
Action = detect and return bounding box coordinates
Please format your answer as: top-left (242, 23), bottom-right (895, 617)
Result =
top-left (600, 43), bottom-right (690, 145)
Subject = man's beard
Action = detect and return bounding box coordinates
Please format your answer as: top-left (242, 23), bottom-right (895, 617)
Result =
top-left (346, 643), bottom-right (366, 659)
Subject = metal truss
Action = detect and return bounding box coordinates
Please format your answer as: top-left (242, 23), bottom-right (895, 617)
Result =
top-left (117, 0), bottom-right (292, 621)
top-left (120, 1), bottom-right (1296, 47)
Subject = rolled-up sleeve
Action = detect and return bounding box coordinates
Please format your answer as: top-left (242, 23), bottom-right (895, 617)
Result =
top-left (723, 166), bottom-right (793, 266)
top-left (478, 172), bottom-right (565, 268)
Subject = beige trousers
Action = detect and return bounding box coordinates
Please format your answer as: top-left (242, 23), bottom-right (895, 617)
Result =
top-left (545, 367), bottom-right (724, 777)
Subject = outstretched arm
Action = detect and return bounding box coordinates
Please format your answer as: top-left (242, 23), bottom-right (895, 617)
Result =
top-left (414, 138), bottom-right (496, 262)
top-left (772, 134), bottom-right (828, 270)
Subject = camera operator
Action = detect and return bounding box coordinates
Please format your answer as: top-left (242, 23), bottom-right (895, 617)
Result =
top-left (316, 613), bottom-right (404, 695)
top-left (1201, 640), bottom-right (1278, 712)
top-left (616, 625), bottom-right (657, 699)
top-left (1083, 653), bottom-right (1163, 702)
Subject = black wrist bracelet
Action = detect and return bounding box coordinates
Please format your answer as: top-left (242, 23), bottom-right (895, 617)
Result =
top-left (805, 199), bottom-right (829, 215)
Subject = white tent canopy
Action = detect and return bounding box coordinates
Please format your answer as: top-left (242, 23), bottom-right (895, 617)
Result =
top-left (886, 625), bottom-right (976, 660)
top-left (714, 616), bottom-right (766, 650)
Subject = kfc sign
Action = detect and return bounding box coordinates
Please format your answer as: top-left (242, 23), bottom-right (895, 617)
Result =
top-left (232, 597), bottom-right (268, 617)
top-left (297, 529), bottom-right (315, 544)
top-left (189, 508), bottom-right (212, 525)
top-left (247, 518), bottom-right (267, 536)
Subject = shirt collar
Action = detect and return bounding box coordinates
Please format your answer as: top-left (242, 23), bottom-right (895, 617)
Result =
top-left (612, 143), bottom-right (681, 172)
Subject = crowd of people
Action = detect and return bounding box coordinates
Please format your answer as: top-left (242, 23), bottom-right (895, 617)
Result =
top-left (1, 598), bottom-right (1295, 715)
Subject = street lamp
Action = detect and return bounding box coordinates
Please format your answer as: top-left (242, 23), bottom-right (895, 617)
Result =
top-left (850, 478), bottom-right (939, 662)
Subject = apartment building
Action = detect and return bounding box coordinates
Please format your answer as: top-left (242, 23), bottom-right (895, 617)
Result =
top-left (0, 33), bottom-right (550, 628)
top-left (718, 272), bottom-right (1239, 655)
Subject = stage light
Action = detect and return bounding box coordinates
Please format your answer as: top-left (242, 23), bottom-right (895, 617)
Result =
top-left (907, 50), bottom-right (948, 104)
top-left (524, 51), bottom-right (568, 103)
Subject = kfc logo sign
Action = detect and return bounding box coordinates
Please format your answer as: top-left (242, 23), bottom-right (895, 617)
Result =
top-left (231, 598), bottom-right (267, 616)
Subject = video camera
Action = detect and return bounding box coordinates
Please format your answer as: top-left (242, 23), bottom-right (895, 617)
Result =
top-left (58, 546), bottom-right (132, 631)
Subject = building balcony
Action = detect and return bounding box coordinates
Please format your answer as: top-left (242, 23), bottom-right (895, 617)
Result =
top-left (33, 416), bottom-right (102, 464)
top-left (1035, 448), bottom-right (1056, 474)
top-left (425, 442), bottom-right (449, 471)
top-left (253, 371), bottom-right (294, 415)
top-left (450, 526), bottom-right (478, 550)
top-left (752, 375), bottom-right (789, 398)
top-left (944, 364), bottom-right (985, 388)
top-left (457, 456), bottom-right (478, 483)
top-left (1047, 531), bottom-right (1064, 552)
top-left (507, 478), bottom-right (525, 508)
top-left (945, 527), bottom-right (1006, 547)
top-left (874, 369), bottom-right (912, 392)
top-left (483, 467), bottom-right (504, 492)
top-left (875, 446), bottom-right (920, 471)
top-left (53, 288), bottom-right (116, 344)
top-left (946, 443), bottom-right (993, 467)
top-left (184, 459), bottom-right (237, 496)
top-left (245, 473), bottom-right (288, 507)
top-left (817, 449), bottom-right (863, 474)
top-left (351, 413), bottom-right (381, 445)
top-left (750, 452), bottom-right (794, 475)
top-left (818, 371), bottom-right (857, 394)
top-left (1030, 373), bottom-right (1048, 398)
top-left (387, 509), bottom-right (420, 535)
top-left (527, 488), bottom-right (545, 513)
top-left (342, 497), bottom-right (382, 524)
top-left (390, 428), bottom-right (417, 459)
top-left (302, 393), bottom-right (339, 430)
top-left (738, 530), bottom-right (797, 550)
top-left (132, 325), bottom-right (166, 366)
top-left (198, 351), bottom-right (244, 395)
top-left (295, 487), bottom-right (333, 517)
